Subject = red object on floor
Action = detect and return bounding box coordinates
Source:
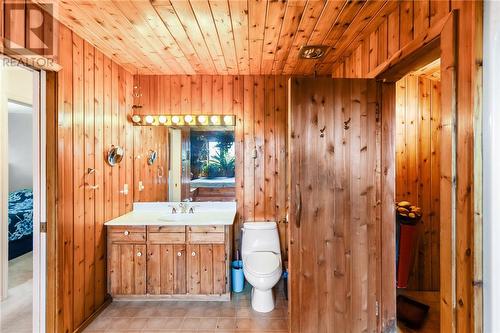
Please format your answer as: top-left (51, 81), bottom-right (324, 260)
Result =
top-left (397, 223), bottom-right (418, 288)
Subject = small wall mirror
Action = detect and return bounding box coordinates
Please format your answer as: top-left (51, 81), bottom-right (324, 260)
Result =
top-left (147, 150), bottom-right (158, 165)
top-left (107, 145), bottom-right (124, 166)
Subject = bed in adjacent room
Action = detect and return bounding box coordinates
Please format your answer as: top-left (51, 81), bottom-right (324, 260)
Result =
top-left (8, 189), bottom-right (33, 260)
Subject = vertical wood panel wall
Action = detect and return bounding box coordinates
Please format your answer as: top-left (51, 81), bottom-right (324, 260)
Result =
top-left (132, 75), bottom-right (288, 258)
top-left (330, 1), bottom-right (483, 331)
top-left (396, 74), bottom-right (441, 291)
top-left (56, 23), bottom-right (134, 333)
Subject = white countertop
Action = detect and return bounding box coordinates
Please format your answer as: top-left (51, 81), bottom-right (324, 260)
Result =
top-left (104, 202), bottom-right (237, 226)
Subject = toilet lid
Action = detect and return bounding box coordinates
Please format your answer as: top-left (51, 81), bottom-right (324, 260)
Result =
top-left (244, 252), bottom-right (280, 276)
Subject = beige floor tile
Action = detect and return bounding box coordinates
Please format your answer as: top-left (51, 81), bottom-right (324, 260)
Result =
top-left (84, 281), bottom-right (288, 333)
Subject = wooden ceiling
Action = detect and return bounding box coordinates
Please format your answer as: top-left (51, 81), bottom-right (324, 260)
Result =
top-left (45, 0), bottom-right (396, 75)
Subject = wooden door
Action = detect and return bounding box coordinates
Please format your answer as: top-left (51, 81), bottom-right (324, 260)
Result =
top-left (288, 78), bottom-right (388, 333)
top-left (109, 243), bottom-right (147, 295)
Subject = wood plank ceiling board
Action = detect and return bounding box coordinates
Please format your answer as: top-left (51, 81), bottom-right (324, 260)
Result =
top-left (153, 3), bottom-right (213, 74)
top-left (169, 0), bottom-right (227, 74)
top-left (317, 0), bottom-right (395, 74)
top-left (282, 0), bottom-right (327, 74)
top-left (130, 0), bottom-right (195, 73)
top-left (314, 0), bottom-right (389, 74)
top-left (228, 0), bottom-right (250, 74)
top-left (271, 0), bottom-right (307, 74)
top-left (43, 0), bottom-right (407, 75)
top-left (295, 0), bottom-right (365, 75)
top-left (293, 0), bottom-right (346, 74)
top-left (261, 0), bottom-right (288, 74)
top-left (110, 0), bottom-right (187, 74)
top-left (46, 0), bottom-right (140, 73)
top-left (248, 0), bottom-right (268, 74)
top-left (189, 0), bottom-right (230, 74)
top-left (208, 0), bottom-right (239, 74)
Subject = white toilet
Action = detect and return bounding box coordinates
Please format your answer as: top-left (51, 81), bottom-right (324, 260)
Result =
top-left (241, 222), bottom-right (282, 313)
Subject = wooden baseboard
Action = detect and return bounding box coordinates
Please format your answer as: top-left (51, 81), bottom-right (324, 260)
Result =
top-left (111, 293), bottom-right (231, 302)
top-left (73, 295), bottom-right (112, 333)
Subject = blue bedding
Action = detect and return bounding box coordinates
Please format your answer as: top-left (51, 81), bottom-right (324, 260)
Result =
top-left (8, 189), bottom-right (33, 242)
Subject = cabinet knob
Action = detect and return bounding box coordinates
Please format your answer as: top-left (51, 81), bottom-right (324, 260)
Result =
top-left (177, 252), bottom-right (182, 257)
top-left (123, 230), bottom-right (129, 236)
top-left (191, 251), bottom-right (196, 257)
top-left (137, 251), bottom-right (142, 257)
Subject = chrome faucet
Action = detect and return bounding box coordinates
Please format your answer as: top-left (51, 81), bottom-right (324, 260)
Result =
top-left (179, 202), bottom-right (189, 214)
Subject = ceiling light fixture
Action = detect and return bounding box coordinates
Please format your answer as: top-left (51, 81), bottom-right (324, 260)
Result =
top-left (299, 45), bottom-right (327, 59)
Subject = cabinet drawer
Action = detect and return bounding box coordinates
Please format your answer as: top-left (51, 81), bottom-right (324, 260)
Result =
top-left (108, 226), bottom-right (146, 233)
top-left (148, 225), bottom-right (186, 233)
top-left (188, 232), bottom-right (225, 244)
top-left (109, 230), bottom-right (146, 243)
top-left (188, 225), bottom-right (224, 233)
top-left (149, 232), bottom-right (186, 244)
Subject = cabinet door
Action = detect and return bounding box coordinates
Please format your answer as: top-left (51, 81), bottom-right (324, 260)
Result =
top-left (109, 243), bottom-right (147, 295)
top-left (173, 244), bottom-right (186, 294)
top-left (186, 244), bottom-right (227, 295)
top-left (147, 244), bottom-right (186, 295)
top-left (187, 245), bottom-right (200, 294)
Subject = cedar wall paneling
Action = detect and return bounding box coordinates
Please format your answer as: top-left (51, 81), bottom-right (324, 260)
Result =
top-left (56, 24), bottom-right (134, 332)
top-left (2, 4), bottom-right (134, 332)
top-left (331, 1), bottom-right (482, 331)
top-left (396, 75), bottom-right (441, 291)
top-left (132, 75), bottom-right (288, 259)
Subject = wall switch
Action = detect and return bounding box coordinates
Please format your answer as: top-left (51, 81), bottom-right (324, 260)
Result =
top-left (138, 181), bottom-right (144, 191)
top-left (121, 184), bottom-right (129, 195)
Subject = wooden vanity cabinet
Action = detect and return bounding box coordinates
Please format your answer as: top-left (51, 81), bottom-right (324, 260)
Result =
top-left (107, 225), bottom-right (231, 300)
top-left (107, 227), bottom-right (147, 295)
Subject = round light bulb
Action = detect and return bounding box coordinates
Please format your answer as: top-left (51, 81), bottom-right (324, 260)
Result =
top-left (198, 116), bottom-right (207, 123)
top-left (131, 115), bottom-right (141, 123)
top-left (158, 116), bottom-right (167, 124)
top-left (210, 115), bottom-right (219, 124)
top-left (172, 116), bottom-right (180, 124)
top-left (223, 115), bottom-right (233, 125)
top-left (145, 115), bottom-right (154, 124)
top-left (184, 115), bottom-right (193, 123)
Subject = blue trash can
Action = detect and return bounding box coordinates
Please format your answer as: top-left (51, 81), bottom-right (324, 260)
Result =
top-left (232, 260), bottom-right (244, 293)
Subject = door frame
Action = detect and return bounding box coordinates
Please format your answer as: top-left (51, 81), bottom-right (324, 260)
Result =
top-left (373, 10), bottom-right (481, 333)
top-left (0, 58), bottom-right (47, 332)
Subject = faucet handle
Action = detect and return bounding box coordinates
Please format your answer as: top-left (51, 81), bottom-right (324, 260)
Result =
top-left (188, 207), bottom-right (194, 214)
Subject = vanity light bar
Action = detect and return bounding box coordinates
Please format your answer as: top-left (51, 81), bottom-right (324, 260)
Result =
top-left (131, 114), bottom-right (235, 126)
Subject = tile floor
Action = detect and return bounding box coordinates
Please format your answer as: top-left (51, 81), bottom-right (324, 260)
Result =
top-left (0, 252), bottom-right (33, 333)
top-left (85, 281), bottom-right (288, 333)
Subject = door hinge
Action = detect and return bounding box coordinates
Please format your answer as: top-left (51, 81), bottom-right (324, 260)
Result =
top-left (375, 301), bottom-right (379, 317)
top-left (40, 222), bottom-right (47, 233)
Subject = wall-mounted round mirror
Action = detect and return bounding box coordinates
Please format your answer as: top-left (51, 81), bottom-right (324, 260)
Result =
top-left (147, 150), bottom-right (158, 165)
top-left (107, 145), bottom-right (124, 166)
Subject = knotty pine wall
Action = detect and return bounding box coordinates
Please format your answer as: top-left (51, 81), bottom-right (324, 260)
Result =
top-left (396, 74), bottom-right (441, 291)
top-left (132, 75), bottom-right (288, 259)
top-left (2, 4), bottom-right (135, 332)
top-left (331, 1), bottom-right (482, 331)
top-left (56, 24), bottom-right (134, 332)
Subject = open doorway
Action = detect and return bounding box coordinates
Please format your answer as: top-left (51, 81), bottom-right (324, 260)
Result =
top-left (0, 61), bottom-right (46, 332)
top-left (395, 59), bottom-right (442, 332)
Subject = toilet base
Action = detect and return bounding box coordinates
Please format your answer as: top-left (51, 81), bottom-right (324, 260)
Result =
top-left (251, 287), bottom-right (275, 313)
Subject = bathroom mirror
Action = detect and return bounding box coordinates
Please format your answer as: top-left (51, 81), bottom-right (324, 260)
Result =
top-left (107, 145), bottom-right (124, 166)
top-left (132, 122), bottom-right (235, 203)
top-left (186, 127), bottom-right (235, 202)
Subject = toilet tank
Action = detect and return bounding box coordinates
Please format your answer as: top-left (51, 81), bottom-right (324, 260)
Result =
top-left (242, 222), bottom-right (281, 257)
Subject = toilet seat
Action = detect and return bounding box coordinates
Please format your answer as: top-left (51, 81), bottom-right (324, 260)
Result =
top-left (243, 252), bottom-right (281, 277)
